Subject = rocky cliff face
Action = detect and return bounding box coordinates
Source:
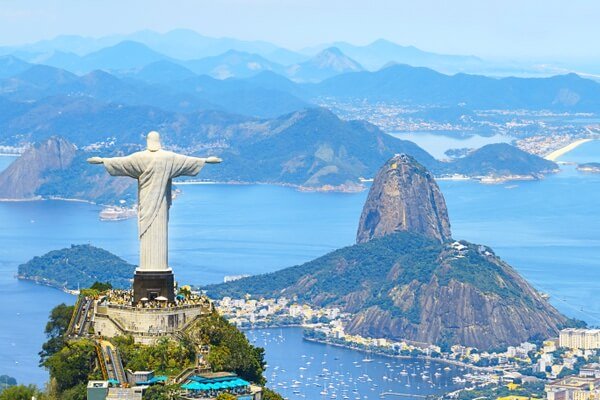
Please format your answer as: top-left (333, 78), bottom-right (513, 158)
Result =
top-left (0, 136), bottom-right (76, 199)
top-left (0, 136), bottom-right (135, 203)
top-left (356, 154), bottom-right (451, 244)
top-left (342, 241), bottom-right (567, 349)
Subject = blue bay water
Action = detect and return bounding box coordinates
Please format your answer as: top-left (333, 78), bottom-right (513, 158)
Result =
top-left (389, 132), bottom-right (514, 159)
top-left (0, 140), bottom-right (598, 389)
top-left (247, 328), bottom-right (465, 399)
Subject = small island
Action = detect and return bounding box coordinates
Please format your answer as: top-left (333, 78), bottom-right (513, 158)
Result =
top-left (17, 244), bottom-right (135, 292)
top-left (577, 162), bottom-right (600, 173)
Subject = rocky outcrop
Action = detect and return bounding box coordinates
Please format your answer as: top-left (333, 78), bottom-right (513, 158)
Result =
top-left (0, 136), bottom-right (135, 204)
top-left (343, 248), bottom-right (567, 349)
top-left (0, 136), bottom-right (76, 199)
top-left (356, 154), bottom-right (451, 243)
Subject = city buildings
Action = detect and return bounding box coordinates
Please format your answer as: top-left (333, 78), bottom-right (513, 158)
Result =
top-left (559, 329), bottom-right (600, 350)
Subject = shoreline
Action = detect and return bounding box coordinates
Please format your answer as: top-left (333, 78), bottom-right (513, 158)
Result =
top-left (174, 179), bottom-right (367, 193)
top-left (0, 196), bottom-right (97, 204)
top-left (0, 169), bottom-right (560, 206)
top-left (302, 337), bottom-right (492, 372)
top-left (16, 275), bottom-right (78, 295)
top-left (544, 138), bottom-right (594, 161)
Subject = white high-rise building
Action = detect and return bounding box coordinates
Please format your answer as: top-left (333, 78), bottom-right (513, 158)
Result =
top-left (559, 329), bottom-right (600, 350)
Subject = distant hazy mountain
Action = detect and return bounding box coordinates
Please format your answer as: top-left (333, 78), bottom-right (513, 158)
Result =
top-left (263, 48), bottom-right (308, 65)
top-left (286, 47), bottom-right (363, 82)
top-left (0, 56), bottom-right (32, 79)
top-left (302, 39), bottom-right (484, 72)
top-left (37, 50), bottom-right (83, 71)
top-left (0, 29), bottom-right (305, 65)
top-left (183, 50), bottom-right (285, 79)
top-left (38, 41), bottom-right (171, 73)
top-left (122, 60), bottom-right (197, 84)
top-left (0, 34), bottom-right (118, 57)
top-left (2, 65), bottom-right (79, 98)
top-left (313, 64), bottom-right (600, 111)
top-left (241, 71), bottom-right (308, 97)
top-left (80, 41), bottom-right (169, 71)
top-left (0, 64), bottom-right (309, 118)
top-left (0, 65), bottom-right (218, 113)
top-left (123, 29), bottom-right (303, 63)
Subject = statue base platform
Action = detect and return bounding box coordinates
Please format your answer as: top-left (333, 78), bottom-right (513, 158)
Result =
top-left (133, 269), bottom-right (174, 303)
top-left (88, 290), bottom-right (214, 344)
top-left (93, 299), bottom-right (212, 345)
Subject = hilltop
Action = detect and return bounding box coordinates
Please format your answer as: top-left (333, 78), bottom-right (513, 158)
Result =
top-left (356, 155), bottom-right (451, 243)
top-left (17, 244), bottom-right (135, 290)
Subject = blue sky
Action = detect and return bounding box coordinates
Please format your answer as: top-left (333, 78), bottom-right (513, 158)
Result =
top-left (0, 0), bottom-right (597, 60)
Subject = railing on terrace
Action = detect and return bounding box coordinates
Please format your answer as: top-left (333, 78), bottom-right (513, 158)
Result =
top-left (105, 302), bottom-right (211, 312)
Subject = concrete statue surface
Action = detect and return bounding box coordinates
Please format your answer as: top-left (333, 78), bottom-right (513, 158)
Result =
top-left (88, 131), bottom-right (221, 301)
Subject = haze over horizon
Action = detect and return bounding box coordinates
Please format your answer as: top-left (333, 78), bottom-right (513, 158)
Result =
top-left (0, 0), bottom-right (598, 61)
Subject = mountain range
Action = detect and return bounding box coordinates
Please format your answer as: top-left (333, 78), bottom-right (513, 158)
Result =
top-left (2, 56), bottom-right (600, 125)
top-left (0, 108), bottom-right (557, 203)
top-left (7, 29), bottom-right (600, 77)
top-left (313, 64), bottom-right (600, 111)
top-left (2, 30), bottom-right (485, 73)
top-left (6, 38), bottom-right (365, 83)
top-left (301, 39), bottom-right (484, 72)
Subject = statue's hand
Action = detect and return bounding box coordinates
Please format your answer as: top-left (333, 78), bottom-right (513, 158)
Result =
top-left (87, 157), bottom-right (104, 164)
top-left (205, 156), bottom-right (222, 164)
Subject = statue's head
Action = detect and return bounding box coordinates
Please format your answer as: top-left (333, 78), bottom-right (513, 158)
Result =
top-left (147, 131), bottom-right (162, 152)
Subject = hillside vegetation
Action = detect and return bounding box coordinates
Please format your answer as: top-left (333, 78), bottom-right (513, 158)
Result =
top-left (18, 245), bottom-right (135, 290)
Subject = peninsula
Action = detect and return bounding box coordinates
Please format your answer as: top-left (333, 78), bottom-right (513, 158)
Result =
top-left (204, 154), bottom-right (569, 350)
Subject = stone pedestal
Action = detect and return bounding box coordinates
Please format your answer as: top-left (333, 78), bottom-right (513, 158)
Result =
top-left (93, 300), bottom-right (212, 344)
top-left (133, 269), bottom-right (174, 303)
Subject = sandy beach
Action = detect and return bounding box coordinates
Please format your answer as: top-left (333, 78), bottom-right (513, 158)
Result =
top-left (545, 139), bottom-right (594, 161)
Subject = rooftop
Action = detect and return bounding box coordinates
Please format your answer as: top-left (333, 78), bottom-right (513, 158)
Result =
top-left (546, 376), bottom-right (600, 390)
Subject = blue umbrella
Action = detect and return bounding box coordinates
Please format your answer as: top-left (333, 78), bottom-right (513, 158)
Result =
top-left (221, 381), bottom-right (234, 389)
top-left (181, 381), bottom-right (203, 390)
top-left (234, 378), bottom-right (250, 386)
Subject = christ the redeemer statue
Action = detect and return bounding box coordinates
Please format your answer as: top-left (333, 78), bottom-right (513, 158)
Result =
top-left (88, 131), bottom-right (221, 302)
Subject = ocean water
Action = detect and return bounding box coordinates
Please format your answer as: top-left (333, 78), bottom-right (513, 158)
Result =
top-left (0, 140), bottom-right (598, 389)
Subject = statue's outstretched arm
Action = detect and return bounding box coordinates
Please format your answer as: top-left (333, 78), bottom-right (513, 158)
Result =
top-left (204, 156), bottom-right (222, 164)
top-left (171, 154), bottom-right (222, 178)
top-left (87, 154), bottom-right (142, 178)
top-left (87, 157), bottom-right (104, 164)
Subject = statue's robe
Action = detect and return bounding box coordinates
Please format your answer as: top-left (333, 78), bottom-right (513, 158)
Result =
top-left (102, 150), bottom-right (205, 271)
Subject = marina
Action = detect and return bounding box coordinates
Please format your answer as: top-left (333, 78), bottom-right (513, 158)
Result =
top-left (246, 328), bottom-right (466, 399)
